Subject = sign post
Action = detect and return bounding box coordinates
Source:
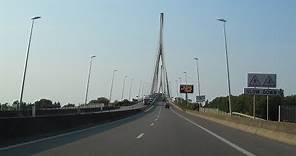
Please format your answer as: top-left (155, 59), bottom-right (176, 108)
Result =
top-left (180, 84), bottom-right (194, 108)
top-left (196, 95), bottom-right (206, 103)
top-left (267, 89), bottom-right (269, 120)
top-left (253, 89), bottom-right (256, 119)
top-left (246, 73), bottom-right (281, 120)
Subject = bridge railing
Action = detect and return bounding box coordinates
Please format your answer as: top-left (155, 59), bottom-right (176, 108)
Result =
top-left (200, 108), bottom-right (267, 120)
top-left (200, 107), bottom-right (229, 116)
top-left (232, 112), bottom-right (265, 120)
top-left (0, 105), bottom-right (120, 118)
top-left (280, 105), bottom-right (296, 123)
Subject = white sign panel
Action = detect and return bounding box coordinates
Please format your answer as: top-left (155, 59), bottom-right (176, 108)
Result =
top-left (196, 95), bottom-right (206, 102)
top-left (244, 88), bottom-right (283, 96)
top-left (247, 73), bottom-right (276, 88)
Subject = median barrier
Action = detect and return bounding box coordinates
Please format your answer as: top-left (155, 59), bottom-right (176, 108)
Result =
top-left (0, 106), bottom-right (120, 118)
top-left (0, 107), bottom-right (144, 145)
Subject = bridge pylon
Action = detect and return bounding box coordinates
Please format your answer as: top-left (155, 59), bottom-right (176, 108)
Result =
top-left (150, 13), bottom-right (170, 98)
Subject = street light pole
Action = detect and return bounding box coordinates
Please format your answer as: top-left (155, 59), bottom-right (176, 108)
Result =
top-left (121, 75), bottom-right (127, 100)
top-left (138, 80), bottom-right (142, 99)
top-left (84, 55), bottom-right (96, 105)
top-left (109, 69), bottom-right (118, 103)
top-left (141, 82), bottom-right (147, 97)
top-left (183, 72), bottom-right (188, 84)
top-left (194, 57), bottom-right (201, 111)
top-left (194, 58), bottom-right (201, 97)
top-left (175, 80), bottom-right (178, 97)
top-left (217, 18), bottom-right (232, 115)
top-left (19, 16), bottom-right (41, 111)
top-left (183, 72), bottom-right (188, 106)
top-left (178, 77), bottom-right (182, 97)
top-left (129, 78), bottom-right (134, 101)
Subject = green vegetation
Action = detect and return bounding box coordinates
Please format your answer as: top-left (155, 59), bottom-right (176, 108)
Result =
top-left (174, 97), bottom-right (199, 111)
top-left (173, 94), bottom-right (296, 121)
top-left (34, 99), bottom-right (61, 109)
top-left (62, 103), bottom-right (75, 108)
top-left (88, 97), bottom-right (110, 105)
top-left (0, 96), bottom-right (140, 111)
top-left (204, 94), bottom-right (296, 121)
top-left (114, 99), bottom-right (139, 106)
top-left (1, 99), bottom-right (61, 110)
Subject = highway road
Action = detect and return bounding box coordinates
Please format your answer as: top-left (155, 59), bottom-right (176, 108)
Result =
top-left (0, 102), bottom-right (295, 156)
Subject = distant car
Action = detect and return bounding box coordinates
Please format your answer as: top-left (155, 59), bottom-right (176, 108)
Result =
top-left (165, 103), bottom-right (170, 109)
top-left (144, 98), bottom-right (150, 105)
top-left (149, 98), bottom-right (153, 103)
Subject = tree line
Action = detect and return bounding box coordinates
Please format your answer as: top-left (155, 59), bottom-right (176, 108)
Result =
top-left (0, 97), bottom-right (139, 111)
top-left (204, 94), bottom-right (296, 121)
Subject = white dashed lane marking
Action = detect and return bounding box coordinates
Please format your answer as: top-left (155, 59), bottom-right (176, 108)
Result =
top-left (136, 133), bottom-right (145, 139)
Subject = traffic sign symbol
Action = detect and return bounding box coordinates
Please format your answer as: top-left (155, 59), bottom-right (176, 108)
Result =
top-left (247, 73), bottom-right (276, 88)
top-left (249, 75), bottom-right (261, 87)
top-left (263, 76), bottom-right (276, 88)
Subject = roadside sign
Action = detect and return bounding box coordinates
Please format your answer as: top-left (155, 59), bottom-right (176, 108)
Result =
top-left (196, 95), bottom-right (206, 102)
top-left (180, 85), bottom-right (194, 93)
top-left (247, 73), bottom-right (276, 88)
top-left (244, 88), bottom-right (283, 96)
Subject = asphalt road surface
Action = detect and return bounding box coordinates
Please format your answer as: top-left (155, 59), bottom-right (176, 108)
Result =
top-left (1, 102), bottom-right (295, 156)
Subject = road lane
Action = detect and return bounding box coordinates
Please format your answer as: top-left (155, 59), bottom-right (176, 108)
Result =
top-left (172, 106), bottom-right (296, 156)
top-left (34, 104), bottom-right (160, 156)
top-left (0, 105), bottom-right (156, 156)
top-left (34, 103), bottom-right (248, 156)
top-left (1, 102), bottom-right (295, 156)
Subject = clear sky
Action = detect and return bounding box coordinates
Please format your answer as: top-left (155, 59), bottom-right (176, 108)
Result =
top-left (1, 0), bottom-right (296, 105)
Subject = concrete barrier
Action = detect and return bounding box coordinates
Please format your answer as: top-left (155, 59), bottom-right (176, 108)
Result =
top-left (171, 103), bottom-right (296, 146)
top-left (0, 108), bottom-right (144, 145)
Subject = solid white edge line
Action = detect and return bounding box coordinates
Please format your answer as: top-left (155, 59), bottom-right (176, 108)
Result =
top-left (171, 109), bottom-right (256, 156)
top-left (136, 133), bottom-right (145, 139)
top-left (0, 123), bottom-right (98, 151)
top-left (155, 106), bottom-right (162, 119)
top-left (144, 105), bottom-right (154, 112)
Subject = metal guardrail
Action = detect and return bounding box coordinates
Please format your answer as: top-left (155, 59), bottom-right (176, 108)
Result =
top-left (0, 102), bottom-right (146, 118)
top-left (200, 107), bottom-right (229, 116)
top-left (200, 108), bottom-right (266, 121)
top-left (232, 112), bottom-right (265, 120)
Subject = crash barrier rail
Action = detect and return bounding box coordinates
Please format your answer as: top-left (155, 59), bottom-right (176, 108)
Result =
top-left (200, 107), bottom-right (229, 116)
top-left (0, 106), bottom-right (119, 118)
top-left (200, 107), bottom-right (267, 120)
top-left (232, 112), bottom-right (265, 120)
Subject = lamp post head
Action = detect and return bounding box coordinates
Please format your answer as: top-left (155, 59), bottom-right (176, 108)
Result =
top-left (194, 57), bottom-right (199, 60)
top-left (31, 16), bottom-right (41, 20)
top-left (217, 18), bottom-right (227, 22)
top-left (90, 55), bottom-right (96, 59)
